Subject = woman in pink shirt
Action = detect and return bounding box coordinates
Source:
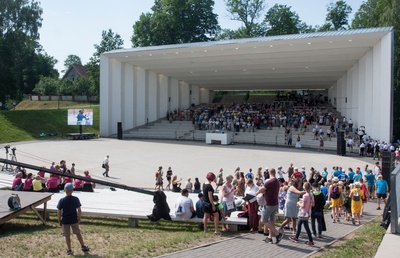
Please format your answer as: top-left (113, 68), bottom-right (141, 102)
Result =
top-left (290, 182), bottom-right (315, 246)
top-left (82, 170), bottom-right (94, 192)
top-left (47, 174), bottom-right (59, 192)
top-left (23, 173), bottom-right (33, 191)
top-left (74, 178), bottom-right (82, 191)
top-left (12, 172), bottom-right (23, 190)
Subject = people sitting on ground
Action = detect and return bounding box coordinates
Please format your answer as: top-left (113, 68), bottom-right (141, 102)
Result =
top-left (82, 170), bottom-right (94, 192)
top-left (193, 177), bottom-right (201, 193)
top-left (196, 193), bottom-right (204, 219)
top-left (12, 172), bottom-right (23, 191)
top-left (171, 175), bottom-right (182, 193)
top-left (185, 178), bottom-right (193, 193)
top-left (47, 173), bottom-right (60, 193)
top-left (73, 177), bottom-right (82, 191)
top-left (23, 173), bottom-right (33, 191)
top-left (33, 174), bottom-right (44, 192)
top-left (174, 189), bottom-right (196, 221)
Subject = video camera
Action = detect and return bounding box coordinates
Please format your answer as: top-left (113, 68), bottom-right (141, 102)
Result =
top-left (4, 145), bottom-right (10, 149)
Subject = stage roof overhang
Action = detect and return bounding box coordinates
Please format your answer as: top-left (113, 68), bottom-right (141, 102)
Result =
top-left (104, 27), bottom-right (393, 91)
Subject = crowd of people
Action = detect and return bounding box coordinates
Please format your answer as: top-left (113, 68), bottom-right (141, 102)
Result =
top-left (11, 160), bottom-right (97, 193)
top-left (163, 162), bottom-right (389, 245)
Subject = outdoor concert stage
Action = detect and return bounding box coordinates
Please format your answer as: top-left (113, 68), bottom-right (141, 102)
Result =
top-left (0, 191), bottom-right (53, 225)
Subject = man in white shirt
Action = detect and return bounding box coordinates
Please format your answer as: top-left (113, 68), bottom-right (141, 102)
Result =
top-left (102, 155), bottom-right (110, 177)
top-left (175, 189), bottom-right (195, 221)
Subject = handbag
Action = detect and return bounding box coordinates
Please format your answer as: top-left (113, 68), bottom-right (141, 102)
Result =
top-left (298, 210), bottom-right (309, 220)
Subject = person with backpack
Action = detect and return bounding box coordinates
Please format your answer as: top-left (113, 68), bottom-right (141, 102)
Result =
top-left (328, 177), bottom-right (342, 223)
top-left (311, 182), bottom-right (326, 238)
top-left (349, 182), bottom-right (364, 225)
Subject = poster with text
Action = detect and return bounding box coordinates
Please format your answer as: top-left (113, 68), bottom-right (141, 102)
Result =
top-left (68, 109), bottom-right (93, 126)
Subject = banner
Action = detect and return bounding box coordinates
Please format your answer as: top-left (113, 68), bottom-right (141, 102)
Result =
top-left (68, 109), bottom-right (93, 125)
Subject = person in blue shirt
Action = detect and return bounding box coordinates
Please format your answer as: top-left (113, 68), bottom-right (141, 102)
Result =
top-left (195, 193), bottom-right (204, 219)
top-left (375, 175), bottom-right (389, 210)
top-left (348, 168), bottom-right (355, 183)
top-left (338, 170), bottom-right (349, 184)
top-left (364, 170), bottom-right (376, 200)
top-left (321, 167), bottom-right (329, 183)
top-left (332, 166), bottom-right (341, 178)
top-left (353, 170), bottom-right (362, 184)
top-left (320, 182), bottom-right (329, 200)
top-left (76, 110), bottom-right (86, 125)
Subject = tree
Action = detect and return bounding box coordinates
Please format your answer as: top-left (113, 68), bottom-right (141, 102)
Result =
top-left (0, 0), bottom-right (57, 101)
top-left (323, 0), bottom-right (352, 31)
top-left (132, 0), bottom-right (219, 47)
top-left (33, 76), bottom-right (61, 96)
top-left (351, 0), bottom-right (380, 28)
top-left (264, 4), bottom-right (303, 36)
top-left (224, 0), bottom-right (266, 38)
top-left (87, 29), bottom-right (124, 97)
top-left (64, 55), bottom-right (82, 71)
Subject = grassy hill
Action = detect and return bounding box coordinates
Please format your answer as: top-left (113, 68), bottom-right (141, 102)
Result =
top-left (0, 100), bottom-right (99, 143)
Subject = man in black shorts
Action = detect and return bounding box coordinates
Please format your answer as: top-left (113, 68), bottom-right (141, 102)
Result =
top-left (256, 168), bottom-right (284, 244)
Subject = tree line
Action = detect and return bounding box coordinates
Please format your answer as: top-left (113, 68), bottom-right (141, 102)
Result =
top-left (1, 0), bottom-right (399, 137)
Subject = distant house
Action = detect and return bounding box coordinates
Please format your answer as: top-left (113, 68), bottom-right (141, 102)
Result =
top-left (63, 64), bottom-right (88, 80)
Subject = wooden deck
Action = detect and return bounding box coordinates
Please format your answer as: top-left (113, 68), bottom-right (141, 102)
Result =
top-left (0, 191), bottom-right (53, 225)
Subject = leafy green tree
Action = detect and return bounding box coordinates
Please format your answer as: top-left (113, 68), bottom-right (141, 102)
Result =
top-left (0, 0), bottom-right (57, 101)
top-left (86, 29), bottom-right (124, 97)
top-left (264, 4), bottom-right (303, 36)
top-left (223, 0), bottom-right (266, 38)
top-left (132, 0), bottom-right (219, 47)
top-left (64, 54), bottom-right (82, 71)
top-left (351, 0), bottom-right (380, 28)
top-left (33, 76), bottom-right (61, 95)
top-left (321, 0), bottom-right (352, 31)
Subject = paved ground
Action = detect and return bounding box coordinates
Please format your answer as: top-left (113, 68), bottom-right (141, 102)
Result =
top-left (160, 201), bottom-right (382, 258)
top-left (6, 138), bottom-right (375, 190)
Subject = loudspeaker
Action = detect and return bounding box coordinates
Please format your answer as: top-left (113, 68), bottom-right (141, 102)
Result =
top-left (336, 131), bottom-right (346, 156)
top-left (382, 151), bottom-right (395, 188)
top-left (117, 122), bottom-right (123, 140)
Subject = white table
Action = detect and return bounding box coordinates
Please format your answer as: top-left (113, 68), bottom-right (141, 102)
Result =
top-left (206, 132), bottom-right (231, 145)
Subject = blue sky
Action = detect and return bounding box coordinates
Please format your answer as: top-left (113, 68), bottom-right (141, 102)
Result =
top-left (38, 0), bottom-right (364, 74)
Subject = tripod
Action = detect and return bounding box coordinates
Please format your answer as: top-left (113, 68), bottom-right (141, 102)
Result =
top-left (1, 146), bottom-right (11, 172)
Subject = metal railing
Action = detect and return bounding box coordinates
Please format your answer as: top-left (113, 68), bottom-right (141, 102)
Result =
top-left (390, 164), bottom-right (400, 233)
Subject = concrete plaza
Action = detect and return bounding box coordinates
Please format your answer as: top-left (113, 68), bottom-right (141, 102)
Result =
top-left (9, 138), bottom-right (375, 189)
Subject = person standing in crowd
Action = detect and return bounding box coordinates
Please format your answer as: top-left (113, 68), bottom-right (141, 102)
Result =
top-left (365, 170), bottom-right (376, 200)
top-left (244, 179), bottom-right (259, 232)
top-left (349, 182), bottom-right (364, 225)
top-left (290, 182), bottom-right (315, 246)
top-left (155, 166), bottom-right (164, 191)
top-left (221, 175), bottom-right (236, 231)
top-left (165, 167), bottom-right (173, 190)
top-left (57, 183), bottom-right (90, 255)
top-left (359, 178), bottom-right (369, 216)
top-left (70, 163), bottom-right (76, 175)
top-left (375, 175), bottom-right (389, 210)
top-left (175, 189), bottom-right (195, 221)
top-left (287, 163), bottom-right (294, 180)
top-left (279, 178), bottom-right (305, 235)
top-left (328, 177), bottom-right (342, 223)
top-left (311, 182), bottom-right (326, 238)
top-left (102, 155), bottom-right (110, 177)
top-left (202, 172), bottom-right (220, 234)
top-left (256, 168), bottom-right (284, 244)
top-left (216, 168), bottom-right (224, 191)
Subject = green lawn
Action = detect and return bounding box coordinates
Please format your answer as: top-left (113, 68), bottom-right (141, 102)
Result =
top-left (0, 105), bottom-right (99, 144)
